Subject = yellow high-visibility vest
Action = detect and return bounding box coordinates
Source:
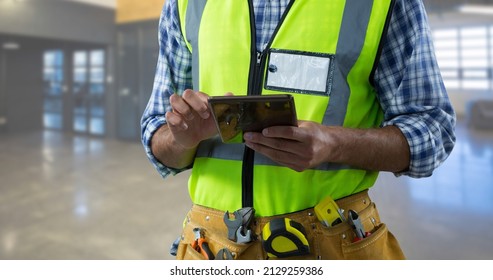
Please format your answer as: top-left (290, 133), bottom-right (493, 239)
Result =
top-left (177, 0), bottom-right (395, 216)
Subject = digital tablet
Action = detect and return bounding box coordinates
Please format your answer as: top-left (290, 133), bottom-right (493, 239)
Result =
top-left (208, 94), bottom-right (297, 143)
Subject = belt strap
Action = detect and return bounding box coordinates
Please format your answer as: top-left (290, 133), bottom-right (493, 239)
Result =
top-left (187, 190), bottom-right (375, 236)
top-left (177, 190), bottom-right (407, 260)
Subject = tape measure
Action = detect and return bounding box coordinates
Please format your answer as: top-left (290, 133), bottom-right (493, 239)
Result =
top-left (262, 218), bottom-right (310, 258)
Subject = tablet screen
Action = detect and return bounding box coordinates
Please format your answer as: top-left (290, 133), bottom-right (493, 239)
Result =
top-left (208, 94), bottom-right (297, 143)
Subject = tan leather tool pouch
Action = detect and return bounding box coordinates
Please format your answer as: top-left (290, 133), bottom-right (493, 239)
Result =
top-left (175, 191), bottom-right (405, 260)
top-left (175, 206), bottom-right (257, 260)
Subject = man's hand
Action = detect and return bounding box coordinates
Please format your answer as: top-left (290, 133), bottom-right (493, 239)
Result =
top-left (165, 89), bottom-right (217, 149)
top-left (243, 121), bottom-right (334, 172)
top-left (151, 89), bottom-right (218, 170)
top-left (243, 121), bottom-right (410, 173)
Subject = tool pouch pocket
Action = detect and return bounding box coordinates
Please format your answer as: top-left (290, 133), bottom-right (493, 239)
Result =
top-left (175, 229), bottom-right (255, 260)
top-left (177, 242), bottom-right (206, 260)
top-left (175, 207), bottom-right (256, 260)
top-left (341, 223), bottom-right (404, 260)
top-left (316, 202), bottom-right (405, 260)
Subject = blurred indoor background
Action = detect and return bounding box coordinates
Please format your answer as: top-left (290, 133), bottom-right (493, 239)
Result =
top-left (0, 0), bottom-right (492, 260)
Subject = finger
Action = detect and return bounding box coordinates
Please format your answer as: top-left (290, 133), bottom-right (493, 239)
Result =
top-left (170, 93), bottom-right (195, 121)
top-left (245, 141), bottom-right (306, 171)
top-left (166, 111), bottom-right (188, 130)
top-left (262, 126), bottom-right (305, 142)
top-left (182, 90), bottom-right (210, 119)
top-left (245, 130), bottom-right (304, 156)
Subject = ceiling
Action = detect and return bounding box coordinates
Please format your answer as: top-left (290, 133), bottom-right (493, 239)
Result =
top-left (67, 0), bottom-right (115, 9)
top-left (424, 0), bottom-right (493, 13)
top-left (61, 0), bottom-right (493, 27)
top-left (62, 0), bottom-right (493, 14)
top-left (423, 0), bottom-right (493, 28)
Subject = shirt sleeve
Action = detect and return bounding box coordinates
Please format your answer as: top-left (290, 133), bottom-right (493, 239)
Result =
top-left (140, 0), bottom-right (193, 178)
top-left (374, 0), bottom-right (457, 178)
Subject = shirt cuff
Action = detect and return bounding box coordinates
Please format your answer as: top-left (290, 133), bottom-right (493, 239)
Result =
top-left (141, 116), bottom-right (189, 178)
top-left (382, 117), bottom-right (438, 178)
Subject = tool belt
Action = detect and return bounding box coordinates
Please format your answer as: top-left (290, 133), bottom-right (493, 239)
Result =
top-left (175, 190), bottom-right (405, 260)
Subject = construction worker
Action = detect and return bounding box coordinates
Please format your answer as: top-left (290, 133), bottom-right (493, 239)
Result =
top-left (141, 0), bottom-right (456, 259)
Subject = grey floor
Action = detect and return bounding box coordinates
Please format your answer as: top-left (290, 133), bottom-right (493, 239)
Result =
top-left (1, 118), bottom-right (492, 260)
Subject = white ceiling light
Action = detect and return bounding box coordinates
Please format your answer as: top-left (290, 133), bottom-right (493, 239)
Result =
top-left (459, 4), bottom-right (493, 15)
top-left (66, 0), bottom-right (116, 9)
top-left (2, 42), bottom-right (20, 50)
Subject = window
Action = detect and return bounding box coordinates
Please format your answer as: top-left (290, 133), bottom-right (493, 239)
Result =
top-left (433, 26), bottom-right (493, 91)
top-left (43, 50), bottom-right (64, 129)
top-left (72, 49), bottom-right (106, 136)
top-left (89, 50), bottom-right (106, 135)
top-left (434, 29), bottom-right (460, 89)
top-left (73, 51), bottom-right (88, 133)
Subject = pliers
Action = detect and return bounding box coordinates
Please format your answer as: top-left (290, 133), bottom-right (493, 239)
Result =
top-left (192, 228), bottom-right (215, 260)
top-left (348, 210), bottom-right (371, 242)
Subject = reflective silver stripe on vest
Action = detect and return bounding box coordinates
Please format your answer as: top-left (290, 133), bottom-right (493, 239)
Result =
top-left (195, 138), bottom-right (351, 171)
top-left (323, 0), bottom-right (375, 126)
top-left (196, 137), bottom-right (245, 159)
top-left (189, 0), bottom-right (376, 171)
top-left (185, 0), bottom-right (207, 91)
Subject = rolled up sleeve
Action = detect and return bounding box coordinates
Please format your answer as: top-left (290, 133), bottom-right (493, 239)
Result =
top-left (374, 0), bottom-right (456, 178)
top-left (140, 0), bottom-right (193, 178)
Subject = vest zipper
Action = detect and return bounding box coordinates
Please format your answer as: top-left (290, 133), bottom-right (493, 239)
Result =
top-left (248, 0), bottom-right (296, 96)
top-left (242, 0), bottom-right (296, 208)
top-left (252, 52), bottom-right (263, 96)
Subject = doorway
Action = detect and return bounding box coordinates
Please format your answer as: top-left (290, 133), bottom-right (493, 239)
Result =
top-left (72, 49), bottom-right (106, 135)
top-left (42, 47), bottom-right (107, 136)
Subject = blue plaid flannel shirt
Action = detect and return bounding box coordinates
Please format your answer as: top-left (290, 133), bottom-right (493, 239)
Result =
top-left (141, 0), bottom-right (456, 179)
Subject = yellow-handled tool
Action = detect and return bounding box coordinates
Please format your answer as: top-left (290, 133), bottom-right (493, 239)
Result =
top-left (314, 195), bottom-right (345, 227)
top-left (262, 218), bottom-right (310, 258)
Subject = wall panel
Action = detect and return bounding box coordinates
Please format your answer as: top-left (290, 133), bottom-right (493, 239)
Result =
top-left (117, 0), bottom-right (164, 23)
